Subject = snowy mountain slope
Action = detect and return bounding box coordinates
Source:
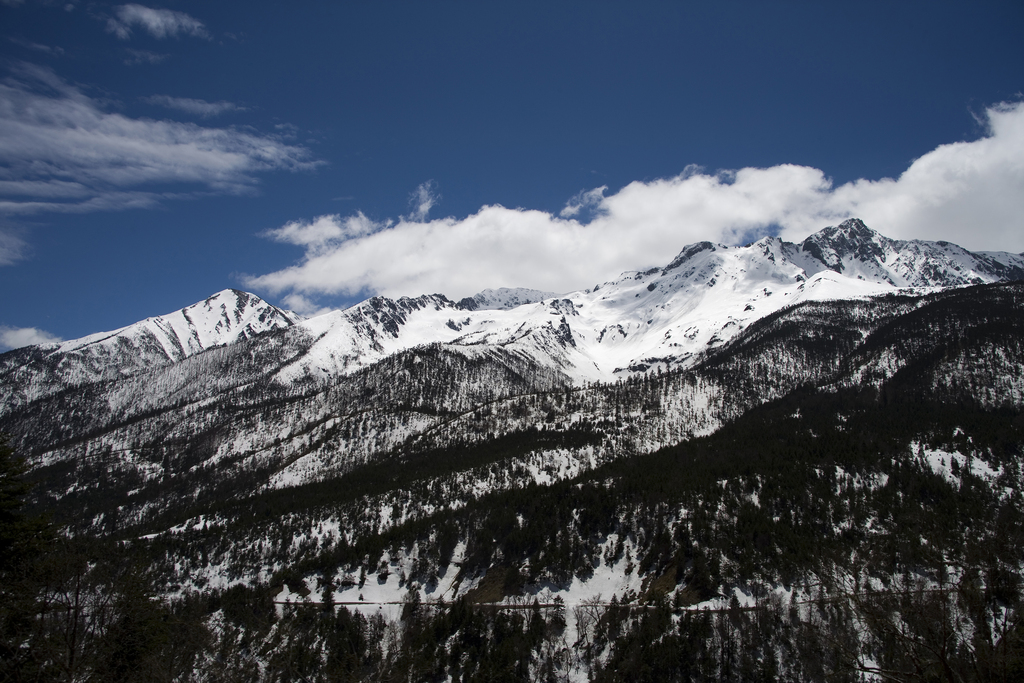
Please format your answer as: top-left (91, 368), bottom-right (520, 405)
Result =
top-left (453, 219), bottom-right (1023, 379)
top-left (0, 289), bottom-right (301, 410)
top-left (6, 280), bottom-right (1021, 533)
top-left (54, 288), bottom-right (302, 359)
top-left (456, 287), bottom-right (559, 311)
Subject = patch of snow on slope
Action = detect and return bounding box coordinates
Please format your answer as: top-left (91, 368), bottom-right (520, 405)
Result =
top-left (913, 442), bottom-right (1005, 490)
top-left (462, 287), bottom-right (559, 310)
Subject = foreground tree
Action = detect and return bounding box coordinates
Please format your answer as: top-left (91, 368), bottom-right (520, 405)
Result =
top-left (0, 436), bottom-right (211, 682)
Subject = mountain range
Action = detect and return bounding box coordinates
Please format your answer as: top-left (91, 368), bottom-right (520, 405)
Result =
top-left (2, 216), bottom-right (1023, 506)
top-left (5, 218), bottom-right (1022, 404)
top-left (2, 218), bottom-right (1023, 681)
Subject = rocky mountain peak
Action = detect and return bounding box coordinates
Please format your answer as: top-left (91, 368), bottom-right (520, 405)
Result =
top-left (663, 241), bottom-right (717, 273)
top-left (798, 218), bottom-right (890, 273)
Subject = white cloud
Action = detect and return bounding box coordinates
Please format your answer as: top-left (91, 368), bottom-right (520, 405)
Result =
top-left (782, 101), bottom-right (1024, 248)
top-left (144, 95), bottom-right (244, 117)
top-left (107, 4), bottom-right (209, 41)
top-left (406, 181), bottom-right (439, 222)
top-left (0, 64), bottom-right (320, 215)
top-left (264, 213), bottom-right (381, 254)
top-left (247, 101), bottom-right (1024, 304)
top-left (0, 325), bottom-right (61, 350)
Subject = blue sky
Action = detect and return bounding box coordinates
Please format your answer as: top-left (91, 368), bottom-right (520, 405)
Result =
top-left (1, 1), bottom-right (1023, 347)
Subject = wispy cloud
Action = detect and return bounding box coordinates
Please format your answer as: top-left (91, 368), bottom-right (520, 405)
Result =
top-left (279, 293), bottom-right (333, 318)
top-left (0, 63), bottom-right (321, 215)
top-left (0, 229), bottom-right (27, 266)
top-left (106, 4), bottom-right (209, 41)
top-left (246, 102), bottom-right (1024, 304)
top-left (0, 325), bottom-right (61, 350)
top-left (8, 37), bottom-right (65, 56)
top-left (406, 181), bottom-right (439, 222)
top-left (560, 185), bottom-right (607, 218)
top-left (123, 48), bottom-right (168, 65)
top-left (143, 94), bottom-right (244, 117)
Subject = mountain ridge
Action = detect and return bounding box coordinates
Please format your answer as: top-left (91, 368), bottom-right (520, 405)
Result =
top-left (3, 219), bottom-right (1023, 406)
top-left (0, 288), bottom-right (301, 411)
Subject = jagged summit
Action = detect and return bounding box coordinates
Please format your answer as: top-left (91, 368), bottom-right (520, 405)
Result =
top-left (799, 218), bottom-right (886, 270)
top-left (795, 218), bottom-right (1024, 286)
top-left (663, 241), bottom-right (720, 273)
top-left (808, 216), bottom-right (877, 242)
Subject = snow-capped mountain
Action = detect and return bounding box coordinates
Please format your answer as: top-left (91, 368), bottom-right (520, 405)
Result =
top-left (2, 218), bottom-right (1023, 503)
top-left (2, 218), bottom-right (1021, 431)
top-left (52, 288), bottom-right (302, 361)
top-left (5, 219), bottom-right (1019, 405)
top-left (0, 289), bottom-right (300, 409)
top-left (788, 218), bottom-right (1024, 286)
top-left (3, 219), bottom-right (1023, 410)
